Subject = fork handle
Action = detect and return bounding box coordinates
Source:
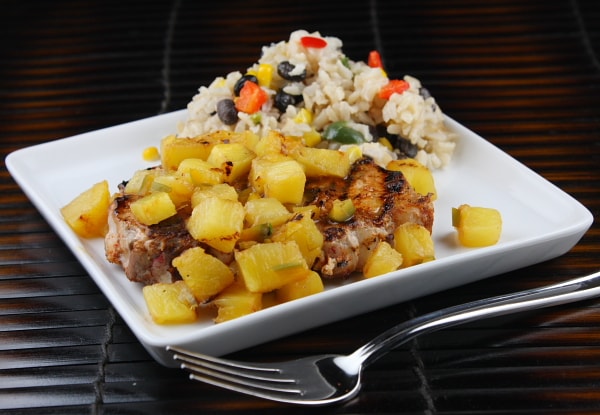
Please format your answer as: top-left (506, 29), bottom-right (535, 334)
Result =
top-left (351, 270), bottom-right (600, 368)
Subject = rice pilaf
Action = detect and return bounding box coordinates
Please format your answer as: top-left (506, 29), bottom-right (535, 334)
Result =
top-left (178, 30), bottom-right (455, 169)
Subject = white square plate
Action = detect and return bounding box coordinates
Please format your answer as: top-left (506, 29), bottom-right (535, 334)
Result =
top-left (6, 110), bottom-right (593, 367)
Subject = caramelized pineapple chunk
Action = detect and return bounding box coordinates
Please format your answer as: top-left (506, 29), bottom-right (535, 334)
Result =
top-left (276, 270), bottom-right (324, 303)
top-left (60, 180), bottom-right (111, 238)
top-left (142, 281), bottom-right (198, 325)
top-left (212, 283), bottom-right (262, 323)
top-left (244, 197), bottom-right (292, 228)
top-left (207, 143), bottom-right (256, 183)
top-left (290, 146), bottom-right (351, 178)
top-left (130, 191), bottom-right (177, 226)
top-left (187, 196), bottom-right (244, 253)
top-left (452, 204), bottom-right (502, 247)
top-left (387, 158), bottom-right (437, 200)
top-left (161, 131), bottom-right (258, 171)
top-left (173, 247), bottom-right (235, 303)
top-left (363, 241), bottom-right (403, 278)
top-left (250, 156), bottom-right (306, 204)
top-left (271, 213), bottom-right (323, 267)
top-left (393, 222), bottom-right (435, 267)
top-left (235, 241), bottom-right (311, 293)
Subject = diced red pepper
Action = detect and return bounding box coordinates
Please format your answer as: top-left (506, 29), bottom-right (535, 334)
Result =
top-left (368, 50), bottom-right (383, 68)
top-left (300, 36), bottom-right (327, 49)
top-left (378, 79), bottom-right (410, 99)
top-left (235, 81), bottom-right (268, 114)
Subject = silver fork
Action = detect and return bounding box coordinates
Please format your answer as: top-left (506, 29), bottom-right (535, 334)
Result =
top-left (168, 270), bottom-right (600, 406)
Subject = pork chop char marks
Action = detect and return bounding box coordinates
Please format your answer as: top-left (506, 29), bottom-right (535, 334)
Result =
top-left (306, 157), bottom-right (434, 278)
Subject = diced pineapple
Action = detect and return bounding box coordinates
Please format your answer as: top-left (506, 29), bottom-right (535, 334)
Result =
top-left (191, 183), bottom-right (238, 208)
top-left (187, 196), bottom-right (244, 252)
top-left (393, 222), bottom-right (435, 267)
top-left (254, 130), bottom-right (303, 157)
top-left (363, 241), bottom-right (403, 278)
top-left (212, 282), bottom-right (262, 323)
top-left (161, 131), bottom-right (258, 171)
top-left (290, 146), bottom-right (351, 178)
top-left (239, 223), bottom-right (274, 243)
top-left (452, 204), bottom-right (502, 247)
top-left (276, 270), bottom-right (324, 303)
top-left (151, 173), bottom-right (195, 208)
top-left (160, 134), bottom-right (214, 171)
top-left (123, 168), bottom-right (159, 195)
top-left (302, 129), bottom-right (321, 147)
top-left (386, 158), bottom-right (437, 200)
top-left (130, 191), bottom-right (177, 226)
top-left (235, 241), bottom-right (311, 293)
top-left (244, 197), bottom-right (292, 228)
top-left (207, 143), bottom-right (256, 183)
top-left (250, 157), bottom-right (306, 204)
top-left (177, 158), bottom-right (224, 185)
top-left (60, 180), bottom-right (111, 238)
top-left (142, 281), bottom-right (198, 325)
top-left (271, 213), bottom-right (323, 267)
top-left (172, 247), bottom-right (235, 303)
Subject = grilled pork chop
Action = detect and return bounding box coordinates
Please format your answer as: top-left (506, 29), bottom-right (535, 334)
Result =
top-left (105, 156), bottom-right (433, 283)
top-left (105, 194), bottom-right (201, 284)
top-left (307, 157), bottom-right (433, 278)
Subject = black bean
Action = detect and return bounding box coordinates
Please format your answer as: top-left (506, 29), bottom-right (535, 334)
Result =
top-left (216, 99), bottom-right (238, 125)
top-left (419, 87), bottom-right (431, 100)
top-left (274, 90), bottom-right (300, 112)
top-left (396, 136), bottom-right (419, 158)
top-left (234, 74), bottom-right (258, 96)
top-left (277, 61), bottom-right (306, 81)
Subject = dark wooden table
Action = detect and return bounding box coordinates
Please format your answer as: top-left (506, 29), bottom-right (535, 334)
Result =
top-left (2, 1), bottom-right (599, 413)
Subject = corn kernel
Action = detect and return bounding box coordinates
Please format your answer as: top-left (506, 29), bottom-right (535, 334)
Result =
top-left (256, 63), bottom-right (273, 87)
top-left (142, 146), bottom-right (160, 161)
top-left (294, 108), bottom-right (313, 124)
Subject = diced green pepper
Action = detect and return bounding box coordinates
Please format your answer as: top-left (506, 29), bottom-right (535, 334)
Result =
top-left (322, 121), bottom-right (364, 144)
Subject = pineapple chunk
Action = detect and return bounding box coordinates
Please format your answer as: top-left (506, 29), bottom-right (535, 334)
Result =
top-left (123, 168), bottom-right (158, 195)
top-left (187, 196), bottom-right (244, 252)
top-left (172, 247), bottom-right (234, 303)
top-left (271, 213), bottom-right (323, 267)
top-left (60, 180), bottom-right (111, 238)
top-left (452, 204), bottom-right (502, 247)
top-left (276, 270), bottom-right (324, 303)
top-left (177, 158), bottom-right (224, 185)
top-left (161, 131), bottom-right (258, 171)
top-left (191, 183), bottom-right (238, 208)
top-left (363, 241), bottom-right (403, 278)
top-left (393, 222), bottom-right (435, 267)
top-left (250, 156), bottom-right (306, 204)
top-left (290, 146), bottom-right (351, 178)
top-left (254, 130), bottom-right (303, 157)
top-left (212, 282), bottom-right (262, 323)
top-left (142, 281), bottom-right (198, 325)
top-left (244, 197), bottom-right (292, 228)
top-left (235, 241), bottom-right (311, 293)
top-left (130, 191), bottom-right (177, 226)
top-left (386, 158), bottom-right (437, 200)
top-left (207, 143), bottom-right (256, 183)
top-left (160, 134), bottom-right (214, 171)
top-left (151, 173), bottom-right (195, 208)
